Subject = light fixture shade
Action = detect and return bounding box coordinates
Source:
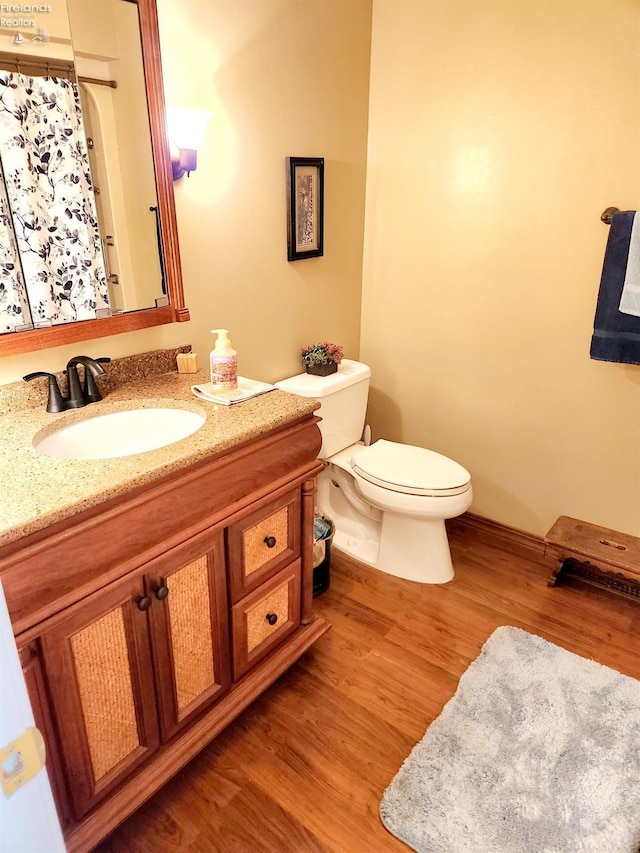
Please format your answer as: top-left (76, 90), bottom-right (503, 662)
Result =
top-left (166, 106), bottom-right (212, 151)
top-left (167, 107), bottom-right (212, 180)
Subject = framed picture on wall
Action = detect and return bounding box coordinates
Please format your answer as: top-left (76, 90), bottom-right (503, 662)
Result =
top-left (286, 156), bottom-right (324, 261)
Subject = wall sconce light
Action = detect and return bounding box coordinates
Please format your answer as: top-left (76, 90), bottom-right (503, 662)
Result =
top-left (166, 107), bottom-right (212, 181)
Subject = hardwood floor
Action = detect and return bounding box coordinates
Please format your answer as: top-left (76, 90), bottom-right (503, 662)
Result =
top-left (94, 520), bottom-right (640, 852)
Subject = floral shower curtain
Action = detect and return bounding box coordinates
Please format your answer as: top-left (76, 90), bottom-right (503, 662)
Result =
top-left (0, 71), bottom-right (110, 331)
top-left (0, 171), bottom-right (31, 333)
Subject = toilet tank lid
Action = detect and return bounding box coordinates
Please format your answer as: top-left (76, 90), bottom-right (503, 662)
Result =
top-left (274, 359), bottom-right (371, 398)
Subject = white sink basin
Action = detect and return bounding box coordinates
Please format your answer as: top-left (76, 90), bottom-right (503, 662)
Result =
top-left (34, 407), bottom-right (206, 460)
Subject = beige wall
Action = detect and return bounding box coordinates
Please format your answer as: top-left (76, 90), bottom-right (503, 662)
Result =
top-left (0, 0), bottom-right (371, 384)
top-left (362, 0), bottom-right (640, 537)
top-left (4, 0), bottom-right (640, 543)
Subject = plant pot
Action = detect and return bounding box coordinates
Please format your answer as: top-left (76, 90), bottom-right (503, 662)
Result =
top-left (305, 362), bottom-right (338, 376)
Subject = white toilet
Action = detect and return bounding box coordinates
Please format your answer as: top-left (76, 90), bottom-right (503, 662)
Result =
top-left (275, 359), bottom-right (472, 583)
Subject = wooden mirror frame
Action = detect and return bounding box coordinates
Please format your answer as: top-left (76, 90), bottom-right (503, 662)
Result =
top-left (0, 0), bottom-right (189, 358)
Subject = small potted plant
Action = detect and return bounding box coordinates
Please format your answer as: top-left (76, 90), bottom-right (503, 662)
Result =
top-left (300, 341), bottom-right (344, 376)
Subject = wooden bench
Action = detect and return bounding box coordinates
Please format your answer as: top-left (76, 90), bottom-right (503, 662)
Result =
top-left (544, 516), bottom-right (640, 600)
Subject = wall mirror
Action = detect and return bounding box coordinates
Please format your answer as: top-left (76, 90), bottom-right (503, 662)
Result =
top-left (0, 0), bottom-right (188, 358)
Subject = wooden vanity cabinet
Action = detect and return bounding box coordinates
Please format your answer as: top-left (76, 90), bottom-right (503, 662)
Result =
top-left (36, 527), bottom-right (230, 820)
top-left (2, 414), bottom-right (327, 852)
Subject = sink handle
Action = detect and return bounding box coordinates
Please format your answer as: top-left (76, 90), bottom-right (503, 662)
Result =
top-left (23, 372), bottom-right (66, 414)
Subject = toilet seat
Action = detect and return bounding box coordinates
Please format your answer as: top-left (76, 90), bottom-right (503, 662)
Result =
top-left (351, 439), bottom-right (471, 497)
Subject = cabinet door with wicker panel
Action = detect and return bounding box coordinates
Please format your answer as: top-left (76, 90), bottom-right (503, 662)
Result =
top-left (38, 528), bottom-right (230, 820)
top-left (38, 571), bottom-right (161, 820)
top-left (145, 529), bottom-right (230, 741)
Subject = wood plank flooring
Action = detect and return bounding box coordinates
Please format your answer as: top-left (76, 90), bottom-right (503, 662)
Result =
top-left (94, 521), bottom-right (640, 852)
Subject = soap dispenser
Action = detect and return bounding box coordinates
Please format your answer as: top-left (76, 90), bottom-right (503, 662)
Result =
top-left (210, 329), bottom-right (238, 390)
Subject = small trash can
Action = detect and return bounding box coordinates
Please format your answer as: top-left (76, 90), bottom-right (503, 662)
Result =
top-left (313, 513), bottom-right (335, 596)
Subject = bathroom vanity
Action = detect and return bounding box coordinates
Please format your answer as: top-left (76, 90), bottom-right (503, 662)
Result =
top-left (0, 363), bottom-right (328, 851)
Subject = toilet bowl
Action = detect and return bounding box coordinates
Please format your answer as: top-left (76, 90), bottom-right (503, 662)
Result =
top-left (326, 440), bottom-right (471, 582)
top-left (274, 359), bottom-right (472, 583)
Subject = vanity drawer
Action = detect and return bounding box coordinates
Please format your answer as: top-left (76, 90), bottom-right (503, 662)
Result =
top-left (231, 562), bottom-right (301, 679)
top-left (227, 489), bottom-right (300, 602)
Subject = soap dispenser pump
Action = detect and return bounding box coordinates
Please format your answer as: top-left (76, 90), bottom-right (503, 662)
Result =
top-left (210, 329), bottom-right (238, 390)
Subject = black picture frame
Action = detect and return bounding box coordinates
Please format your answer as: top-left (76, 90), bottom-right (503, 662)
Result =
top-left (286, 156), bottom-right (324, 261)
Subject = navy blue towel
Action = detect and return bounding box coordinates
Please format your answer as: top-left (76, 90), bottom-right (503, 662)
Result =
top-left (590, 210), bottom-right (640, 365)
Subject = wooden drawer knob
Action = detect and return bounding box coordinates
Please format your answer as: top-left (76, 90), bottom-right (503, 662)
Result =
top-left (264, 536), bottom-right (277, 549)
top-left (265, 612), bottom-right (278, 626)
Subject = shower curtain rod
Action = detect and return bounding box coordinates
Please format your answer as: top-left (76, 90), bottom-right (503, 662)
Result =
top-left (77, 76), bottom-right (118, 89)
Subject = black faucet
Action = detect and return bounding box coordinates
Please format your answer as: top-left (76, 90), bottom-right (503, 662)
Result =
top-left (24, 356), bottom-right (109, 412)
top-left (82, 357), bottom-right (111, 403)
top-left (64, 356), bottom-right (108, 408)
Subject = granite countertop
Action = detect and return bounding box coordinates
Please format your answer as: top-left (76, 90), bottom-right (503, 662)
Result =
top-left (0, 369), bottom-right (319, 548)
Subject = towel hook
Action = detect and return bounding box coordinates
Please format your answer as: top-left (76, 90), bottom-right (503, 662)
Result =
top-left (601, 206), bottom-right (620, 225)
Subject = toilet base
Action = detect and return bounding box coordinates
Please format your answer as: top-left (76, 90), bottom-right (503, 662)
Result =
top-left (330, 513), bottom-right (455, 583)
top-left (377, 512), bottom-right (454, 583)
top-left (316, 466), bottom-right (459, 584)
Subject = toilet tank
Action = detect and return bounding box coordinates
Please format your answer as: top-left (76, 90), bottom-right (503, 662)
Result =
top-left (274, 359), bottom-right (371, 459)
